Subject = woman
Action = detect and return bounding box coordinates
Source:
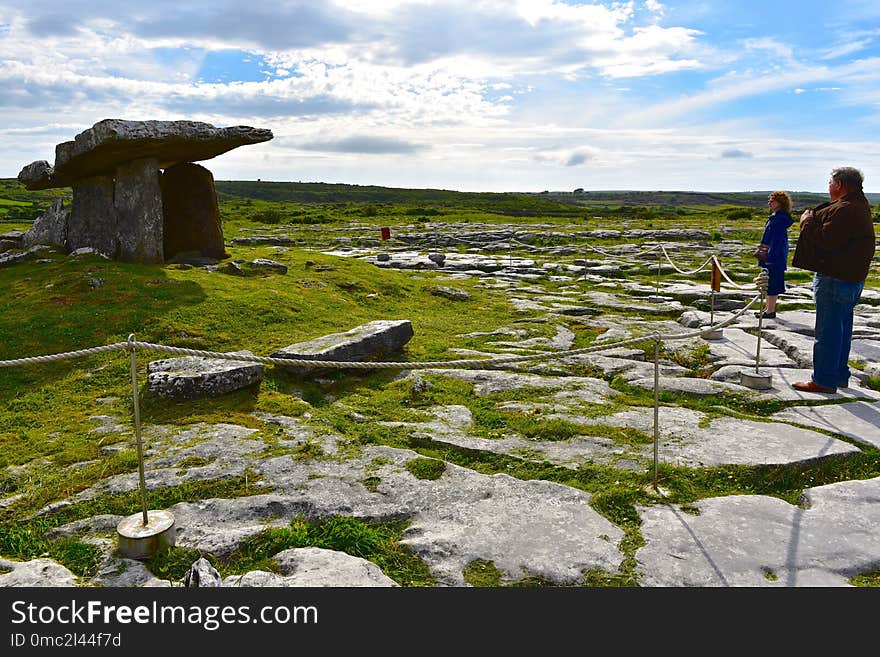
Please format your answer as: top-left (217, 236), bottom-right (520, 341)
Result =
top-left (754, 190), bottom-right (793, 319)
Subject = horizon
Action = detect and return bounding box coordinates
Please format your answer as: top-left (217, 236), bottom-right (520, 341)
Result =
top-left (1, 1), bottom-right (879, 193)
top-left (5, 173), bottom-right (875, 198)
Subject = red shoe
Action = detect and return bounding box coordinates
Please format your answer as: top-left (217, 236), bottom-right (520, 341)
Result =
top-left (792, 381), bottom-right (837, 393)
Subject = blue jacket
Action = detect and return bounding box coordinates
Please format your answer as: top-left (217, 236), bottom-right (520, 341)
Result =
top-left (758, 209), bottom-right (793, 270)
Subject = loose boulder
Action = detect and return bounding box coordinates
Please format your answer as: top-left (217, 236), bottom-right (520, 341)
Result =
top-left (183, 557), bottom-right (222, 587)
top-left (272, 320), bottom-right (414, 374)
top-left (147, 351), bottom-right (264, 399)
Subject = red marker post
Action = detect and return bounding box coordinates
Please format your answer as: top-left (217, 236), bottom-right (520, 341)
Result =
top-left (710, 259), bottom-right (721, 292)
top-left (380, 226), bottom-right (391, 241)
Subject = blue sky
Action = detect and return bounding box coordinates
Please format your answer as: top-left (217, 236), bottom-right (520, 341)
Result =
top-left (1, 0), bottom-right (878, 192)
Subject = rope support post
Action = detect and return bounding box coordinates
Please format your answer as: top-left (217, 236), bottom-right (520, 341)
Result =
top-left (655, 250), bottom-right (661, 293)
top-left (127, 333), bottom-right (149, 527)
top-left (653, 334), bottom-right (660, 489)
top-left (117, 333), bottom-right (177, 560)
top-left (754, 268), bottom-right (768, 374)
top-left (739, 269), bottom-right (773, 390)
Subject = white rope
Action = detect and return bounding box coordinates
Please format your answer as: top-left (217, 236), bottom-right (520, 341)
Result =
top-left (659, 244), bottom-right (714, 276)
top-left (0, 342), bottom-right (131, 367)
top-left (581, 241), bottom-right (663, 261)
top-left (711, 255), bottom-right (756, 290)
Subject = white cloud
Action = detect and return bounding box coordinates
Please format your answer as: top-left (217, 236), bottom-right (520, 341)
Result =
top-left (1, 1), bottom-right (879, 192)
top-left (742, 37), bottom-right (794, 63)
top-left (820, 39), bottom-right (872, 60)
top-left (645, 0), bottom-right (665, 17)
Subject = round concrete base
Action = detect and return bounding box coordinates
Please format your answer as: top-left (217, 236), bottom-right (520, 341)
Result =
top-left (117, 509), bottom-right (176, 560)
top-left (700, 327), bottom-right (724, 341)
top-left (740, 369), bottom-right (773, 390)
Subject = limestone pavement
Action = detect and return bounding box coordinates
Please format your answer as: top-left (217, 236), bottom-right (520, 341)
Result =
top-left (1, 225), bottom-right (879, 588)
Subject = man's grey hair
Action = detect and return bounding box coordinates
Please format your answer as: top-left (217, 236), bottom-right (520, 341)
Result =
top-left (830, 166), bottom-right (864, 191)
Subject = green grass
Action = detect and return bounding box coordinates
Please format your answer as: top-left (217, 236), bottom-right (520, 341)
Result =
top-left (850, 570), bottom-right (880, 587)
top-left (405, 457), bottom-right (446, 480)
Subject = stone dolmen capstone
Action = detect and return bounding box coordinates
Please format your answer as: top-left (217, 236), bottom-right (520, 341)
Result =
top-left (17, 119), bottom-right (273, 263)
top-left (272, 320), bottom-right (414, 374)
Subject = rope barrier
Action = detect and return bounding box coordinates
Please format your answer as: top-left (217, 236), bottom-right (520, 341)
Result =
top-left (580, 241), bottom-right (663, 261)
top-left (0, 342), bottom-right (133, 367)
top-left (659, 244), bottom-right (714, 276)
top-left (710, 255), bottom-right (756, 290)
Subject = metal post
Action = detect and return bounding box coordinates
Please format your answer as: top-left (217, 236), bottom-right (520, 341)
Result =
top-left (653, 336), bottom-right (660, 487)
top-left (509, 231), bottom-right (513, 270)
top-left (755, 313), bottom-right (764, 374)
top-left (656, 251), bottom-right (661, 292)
top-left (128, 334), bottom-right (149, 526)
top-left (755, 268), bottom-right (767, 374)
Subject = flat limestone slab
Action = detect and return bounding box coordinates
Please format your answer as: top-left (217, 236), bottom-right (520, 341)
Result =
top-left (709, 366), bottom-right (880, 401)
top-left (759, 327), bottom-right (814, 367)
top-left (385, 402), bottom-right (858, 469)
top-left (164, 448), bottom-right (625, 586)
top-left (665, 327), bottom-right (795, 368)
top-left (381, 405), bottom-right (639, 470)
top-left (398, 467), bottom-right (625, 585)
top-left (771, 401), bottom-right (880, 449)
top-left (552, 406), bottom-right (860, 467)
top-left (417, 368), bottom-right (615, 399)
top-left (627, 374), bottom-right (772, 397)
top-left (636, 476), bottom-right (880, 586)
top-left (769, 307), bottom-right (880, 338)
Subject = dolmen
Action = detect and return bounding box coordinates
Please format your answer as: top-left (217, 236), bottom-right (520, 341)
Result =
top-left (17, 119), bottom-right (273, 264)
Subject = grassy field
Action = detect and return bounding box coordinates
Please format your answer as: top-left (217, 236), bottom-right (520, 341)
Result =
top-left (1, 178), bottom-right (878, 586)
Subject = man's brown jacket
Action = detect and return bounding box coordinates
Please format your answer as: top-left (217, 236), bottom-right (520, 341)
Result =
top-left (791, 191), bottom-right (876, 282)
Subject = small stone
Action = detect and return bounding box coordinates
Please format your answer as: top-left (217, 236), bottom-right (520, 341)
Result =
top-left (183, 557), bottom-right (222, 587)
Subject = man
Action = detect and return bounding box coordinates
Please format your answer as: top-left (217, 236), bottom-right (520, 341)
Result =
top-left (790, 167), bottom-right (876, 393)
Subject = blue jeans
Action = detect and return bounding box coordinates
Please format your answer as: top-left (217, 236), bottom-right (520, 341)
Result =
top-left (812, 273), bottom-right (864, 389)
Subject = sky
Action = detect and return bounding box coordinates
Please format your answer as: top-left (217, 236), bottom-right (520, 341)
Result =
top-left (1, 0), bottom-right (879, 193)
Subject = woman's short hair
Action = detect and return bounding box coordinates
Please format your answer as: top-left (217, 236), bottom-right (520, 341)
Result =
top-left (769, 190), bottom-right (791, 213)
top-left (830, 167), bottom-right (864, 192)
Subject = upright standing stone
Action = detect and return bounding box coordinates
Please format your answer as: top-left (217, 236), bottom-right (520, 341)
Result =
top-left (68, 175), bottom-right (116, 257)
top-left (114, 158), bottom-right (163, 264)
top-left (161, 163), bottom-right (227, 260)
top-left (22, 198), bottom-right (69, 249)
